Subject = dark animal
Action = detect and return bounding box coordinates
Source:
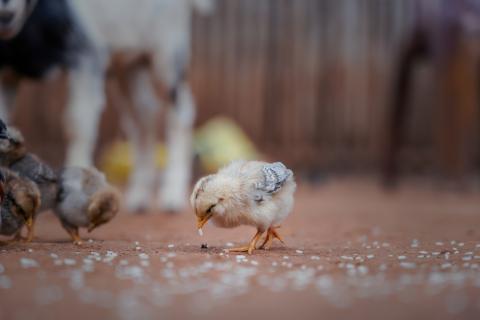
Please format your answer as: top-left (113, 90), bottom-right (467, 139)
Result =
top-left (0, 124), bottom-right (58, 212)
top-left (384, 0), bottom-right (480, 185)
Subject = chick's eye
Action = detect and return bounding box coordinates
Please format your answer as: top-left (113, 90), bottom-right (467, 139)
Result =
top-left (206, 204), bottom-right (215, 213)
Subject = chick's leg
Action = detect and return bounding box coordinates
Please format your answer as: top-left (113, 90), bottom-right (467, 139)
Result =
top-left (259, 232), bottom-right (272, 250)
top-left (61, 221), bottom-right (83, 245)
top-left (228, 229), bottom-right (263, 255)
top-left (68, 227), bottom-right (82, 246)
top-left (259, 226), bottom-right (285, 250)
top-left (5, 230), bottom-right (27, 244)
top-left (271, 227), bottom-right (285, 244)
top-left (8, 219), bottom-right (32, 243)
top-left (11, 229), bottom-right (24, 242)
top-left (24, 216), bottom-right (35, 243)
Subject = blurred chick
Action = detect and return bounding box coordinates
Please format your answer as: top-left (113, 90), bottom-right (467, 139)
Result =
top-left (0, 167), bottom-right (41, 243)
top-left (0, 126), bottom-right (58, 212)
top-left (191, 160), bottom-right (296, 254)
top-left (56, 166), bottom-right (120, 245)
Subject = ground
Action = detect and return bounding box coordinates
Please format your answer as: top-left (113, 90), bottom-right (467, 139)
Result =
top-left (1, 178), bottom-right (480, 320)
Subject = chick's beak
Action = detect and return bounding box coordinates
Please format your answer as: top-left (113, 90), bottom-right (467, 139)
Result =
top-left (197, 214), bottom-right (212, 230)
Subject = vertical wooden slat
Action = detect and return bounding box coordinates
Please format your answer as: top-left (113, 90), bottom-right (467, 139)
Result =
top-left (13, 0), bottom-right (449, 173)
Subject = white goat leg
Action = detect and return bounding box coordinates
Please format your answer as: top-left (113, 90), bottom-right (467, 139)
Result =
top-left (159, 82), bottom-right (195, 212)
top-left (124, 68), bottom-right (160, 212)
top-left (64, 56), bottom-right (106, 167)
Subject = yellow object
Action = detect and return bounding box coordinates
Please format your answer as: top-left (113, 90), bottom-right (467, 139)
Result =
top-left (100, 117), bottom-right (257, 183)
top-left (100, 141), bottom-right (167, 185)
top-left (194, 117), bottom-right (258, 173)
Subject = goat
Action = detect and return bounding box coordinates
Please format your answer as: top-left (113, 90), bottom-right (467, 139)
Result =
top-left (0, 0), bottom-right (214, 212)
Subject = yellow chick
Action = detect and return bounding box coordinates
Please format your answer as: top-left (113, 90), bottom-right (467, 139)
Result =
top-left (190, 160), bottom-right (296, 254)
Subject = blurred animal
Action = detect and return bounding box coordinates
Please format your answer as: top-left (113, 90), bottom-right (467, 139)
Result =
top-left (0, 167), bottom-right (41, 243)
top-left (384, 0), bottom-right (480, 185)
top-left (0, 125), bottom-right (58, 212)
top-left (191, 160), bottom-right (296, 254)
top-left (0, 0), bottom-right (215, 212)
top-left (56, 166), bottom-right (120, 245)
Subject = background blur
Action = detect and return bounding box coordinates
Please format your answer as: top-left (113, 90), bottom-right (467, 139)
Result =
top-left (5, 2), bottom-right (480, 319)
top-left (9, 0), bottom-right (480, 179)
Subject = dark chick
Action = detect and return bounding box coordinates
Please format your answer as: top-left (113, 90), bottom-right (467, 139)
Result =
top-left (0, 167), bottom-right (41, 243)
top-left (0, 127), bottom-right (58, 212)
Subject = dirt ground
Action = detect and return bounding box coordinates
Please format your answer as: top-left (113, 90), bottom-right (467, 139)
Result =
top-left (1, 177), bottom-right (480, 320)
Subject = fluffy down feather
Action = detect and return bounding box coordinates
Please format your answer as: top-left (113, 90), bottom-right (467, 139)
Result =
top-left (0, 167), bottom-right (41, 241)
top-left (192, 160), bottom-right (296, 234)
top-left (56, 166), bottom-right (120, 244)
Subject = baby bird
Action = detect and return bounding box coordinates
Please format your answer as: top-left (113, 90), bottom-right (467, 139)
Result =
top-left (56, 166), bottom-right (120, 245)
top-left (191, 160), bottom-right (296, 254)
top-left (0, 126), bottom-right (58, 212)
top-left (0, 167), bottom-right (41, 243)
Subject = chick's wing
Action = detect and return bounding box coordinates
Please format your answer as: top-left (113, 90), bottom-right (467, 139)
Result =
top-left (12, 154), bottom-right (57, 184)
top-left (253, 162), bottom-right (292, 202)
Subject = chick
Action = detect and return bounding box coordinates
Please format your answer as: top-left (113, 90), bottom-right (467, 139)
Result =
top-left (0, 126), bottom-right (58, 212)
top-left (56, 166), bottom-right (120, 245)
top-left (0, 167), bottom-right (41, 243)
top-left (191, 160), bottom-right (296, 254)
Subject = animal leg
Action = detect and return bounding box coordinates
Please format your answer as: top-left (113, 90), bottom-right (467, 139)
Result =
top-left (5, 229), bottom-right (25, 243)
top-left (271, 227), bottom-right (285, 245)
top-left (61, 221), bottom-right (82, 245)
top-left (259, 226), bottom-right (285, 250)
top-left (159, 82), bottom-right (195, 212)
top-left (258, 232), bottom-right (272, 250)
top-left (383, 29), bottom-right (427, 187)
top-left (23, 216), bottom-right (35, 243)
top-left (228, 229), bottom-right (264, 255)
top-left (7, 218), bottom-right (34, 243)
top-left (120, 66), bottom-right (160, 212)
top-left (13, 230), bottom-right (24, 242)
top-left (64, 54), bottom-right (106, 167)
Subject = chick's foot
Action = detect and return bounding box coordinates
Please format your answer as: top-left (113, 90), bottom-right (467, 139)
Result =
top-left (259, 226), bottom-right (285, 250)
top-left (227, 230), bottom-right (263, 255)
top-left (7, 230), bottom-right (28, 243)
top-left (24, 217), bottom-right (35, 243)
top-left (62, 224), bottom-right (83, 245)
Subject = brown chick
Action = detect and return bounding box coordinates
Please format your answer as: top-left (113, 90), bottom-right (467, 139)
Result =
top-left (0, 127), bottom-right (58, 212)
top-left (56, 166), bottom-right (120, 245)
top-left (0, 167), bottom-right (41, 244)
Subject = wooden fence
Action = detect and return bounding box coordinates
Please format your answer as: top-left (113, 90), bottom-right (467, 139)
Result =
top-left (13, 0), bottom-right (448, 172)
